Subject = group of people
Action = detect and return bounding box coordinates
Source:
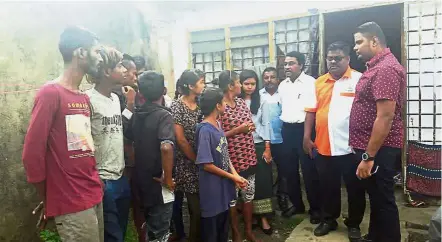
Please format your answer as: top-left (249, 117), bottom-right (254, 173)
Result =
top-left (22, 20), bottom-right (405, 242)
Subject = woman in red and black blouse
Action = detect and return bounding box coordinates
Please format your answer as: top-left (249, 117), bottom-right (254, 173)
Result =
top-left (218, 70), bottom-right (260, 242)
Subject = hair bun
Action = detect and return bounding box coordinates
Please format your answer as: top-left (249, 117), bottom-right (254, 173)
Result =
top-left (211, 78), bottom-right (219, 85)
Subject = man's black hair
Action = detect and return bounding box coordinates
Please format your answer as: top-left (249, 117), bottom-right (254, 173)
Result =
top-left (355, 21), bottom-right (387, 46)
top-left (262, 67), bottom-right (278, 78)
top-left (327, 41), bottom-right (351, 56)
top-left (122, 54), bottom-right (136, 70)
top-left (199, 87), bottom-right (224, 116)
top-left (286, 51), bottom-right (306, 68)
top-left (138, 71), bottom-right (164, 102)
top-left (133, 55), bottom-right (146, 71)
top-left (58, 26), bottom-right (99, 63)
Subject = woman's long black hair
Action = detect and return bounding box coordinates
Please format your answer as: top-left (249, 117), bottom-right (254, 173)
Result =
top-left (239, 69), bottom-right (260, 115)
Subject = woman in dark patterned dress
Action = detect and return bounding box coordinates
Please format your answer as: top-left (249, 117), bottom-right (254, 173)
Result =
top-left (218, 70), bottom-right (260, 242)
top-left (171, 69), bottom-right (205, 242)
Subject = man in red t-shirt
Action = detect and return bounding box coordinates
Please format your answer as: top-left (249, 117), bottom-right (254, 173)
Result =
top-left (350, 22), bottom-right (405, 242)
top-left (22, 26), bottom-right (105, 242)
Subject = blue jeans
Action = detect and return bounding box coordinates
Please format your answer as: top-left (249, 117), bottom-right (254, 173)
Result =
top-left (103, 176), bottom-right (131, 242)
top-left (145, 202), bottom-right (174, 242)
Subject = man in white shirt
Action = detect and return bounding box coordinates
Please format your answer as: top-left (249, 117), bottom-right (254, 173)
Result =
top-left (277, 51), bottom-right (320, 223)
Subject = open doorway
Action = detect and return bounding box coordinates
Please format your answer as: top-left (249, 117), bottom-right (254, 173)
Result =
top-left (323, 3), bottom-right (403, 73)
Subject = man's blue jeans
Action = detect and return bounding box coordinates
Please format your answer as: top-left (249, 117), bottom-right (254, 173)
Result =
top-left (103, 176), bottom-right (131, 242)
top-left (145, 202), bottom-right (173, 242)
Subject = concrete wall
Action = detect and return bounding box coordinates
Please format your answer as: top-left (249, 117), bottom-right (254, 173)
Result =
top-left (0, 3), bottom-right (174, 241)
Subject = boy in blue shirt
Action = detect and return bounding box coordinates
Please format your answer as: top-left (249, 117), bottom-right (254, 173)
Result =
top-left (195, 87), bottom-right (248, 242)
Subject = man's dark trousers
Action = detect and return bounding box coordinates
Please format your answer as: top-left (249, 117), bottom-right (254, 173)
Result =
top-left (356, 147), bottom-right (401, 242)
top-left (281, 122), bottom-right (320, 214)
top-left (315, 153), bottom-right (365, 227)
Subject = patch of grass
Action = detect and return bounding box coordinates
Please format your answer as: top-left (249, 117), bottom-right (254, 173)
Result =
top-left (39, 229), bottom-right (61, 242)
top-left (125, 211), bottom-right (138, 242)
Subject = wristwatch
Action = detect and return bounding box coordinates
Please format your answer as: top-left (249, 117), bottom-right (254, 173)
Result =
top-left (362, 152), bottom-right (375, 162)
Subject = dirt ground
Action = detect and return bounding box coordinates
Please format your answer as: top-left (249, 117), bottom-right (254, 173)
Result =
top-left (124, 199), bottom-right (306, 242)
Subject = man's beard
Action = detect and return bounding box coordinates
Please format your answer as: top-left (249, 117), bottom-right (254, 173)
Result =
top-left (85, 53), bottom-right (101, 78)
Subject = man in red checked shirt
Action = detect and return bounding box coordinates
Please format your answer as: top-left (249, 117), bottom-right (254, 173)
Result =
top-left (22, 26), bottom-right (105, 242)
top-left (350, 22), bottom-right (406, 242)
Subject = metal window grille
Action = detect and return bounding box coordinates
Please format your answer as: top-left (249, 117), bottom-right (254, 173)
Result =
top-left (275, 15), bottom-right (319, 78)
top-left (193, 52), bottom-right (225, 84)
top-left (406, 0), bottom-right (442, 145)
top-left (232, 47), bottom-right (269, 72)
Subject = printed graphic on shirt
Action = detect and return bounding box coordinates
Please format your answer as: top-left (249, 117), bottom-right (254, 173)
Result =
top-left (66, 114), bottom-right (95, 152)
top-left (67, 102), bottom-right (90, 109)
top-left (100, 115), bottom-right (123, 135)
top-left (217, 136), bottom-right (230, 171)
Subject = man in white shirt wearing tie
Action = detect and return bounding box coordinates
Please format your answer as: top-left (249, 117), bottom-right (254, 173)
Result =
top-left (277, 51), bottom-right (320, 224)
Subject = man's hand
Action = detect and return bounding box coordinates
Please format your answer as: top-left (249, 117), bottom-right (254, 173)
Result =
top-left (356, 160), bottom-right (374, 179)
top-left (122, 86), bottom-right (136, 104)
top-left (33, 201), bottom-right (48, 230)
top-left (153, 175), bottom-right (175, 191)
top-left (303, 137), bottom-right (316, 159)
top-left (263, 147), bottom-right (272, 164)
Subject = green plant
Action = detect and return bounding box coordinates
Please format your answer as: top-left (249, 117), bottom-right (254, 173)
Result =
top-left (39, 229), bottom-right (61, 242)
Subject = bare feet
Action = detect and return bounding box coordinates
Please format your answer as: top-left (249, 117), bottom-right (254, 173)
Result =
top-left (232, 230), bottom-right (242, 242)
top-left (245, 231), bottom-right (262, 242)
top-left (261, 217), bottom-right (271, 230)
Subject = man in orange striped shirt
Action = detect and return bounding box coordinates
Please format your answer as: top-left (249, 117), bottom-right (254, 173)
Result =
top-left (303, 41), bottom-right (365, 241)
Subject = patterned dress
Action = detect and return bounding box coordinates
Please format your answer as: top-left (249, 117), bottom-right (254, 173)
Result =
top-left (220, 97), bottom-right (257, 177)
top-left (171, 98), bottom-right (201, 194)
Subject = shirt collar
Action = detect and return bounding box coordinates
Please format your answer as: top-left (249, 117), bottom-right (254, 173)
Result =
top-left (366, 48), bottom-right (392, 69)
top-left (284, 72), bottom-right (306, 83)
top-left (261, 88), bottom-right (279, 95)
top-left (324, 67), bottom-right (353, 82)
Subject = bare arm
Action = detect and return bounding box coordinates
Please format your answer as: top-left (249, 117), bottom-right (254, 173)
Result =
top-left (229, 160), bottom-right (239, 177)
top-left (304, 112), bottom-right (315, 140)
top-left (225, 123), bottom-right (249, 138)
top-left (33, 181), bottom-right (46, 202)
top-left (174, 124), bottom-right (196, 162)
top-left (160, 142), bottom-right (175, 190)
top-left (303, 112), bottom-right (316, 157)
top-left (365, 100), bottom-right (396, 157)
top-left (225, 126), bottom-right (241, 138)
top-left (203, 163), bottom-right (236, 180)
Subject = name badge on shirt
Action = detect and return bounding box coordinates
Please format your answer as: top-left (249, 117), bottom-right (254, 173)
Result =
top-left (340, 85), bottom-right (355, 97)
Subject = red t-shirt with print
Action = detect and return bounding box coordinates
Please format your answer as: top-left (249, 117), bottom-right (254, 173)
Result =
top-left (22, 83), bottom-right (103, 217)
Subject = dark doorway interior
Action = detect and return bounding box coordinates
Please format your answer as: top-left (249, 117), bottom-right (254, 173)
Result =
top-left (323, 3), bottom-right (403, 73)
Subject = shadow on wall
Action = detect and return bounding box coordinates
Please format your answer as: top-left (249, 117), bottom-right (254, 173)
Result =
top-left (0, 2), bottom-right (165, 241)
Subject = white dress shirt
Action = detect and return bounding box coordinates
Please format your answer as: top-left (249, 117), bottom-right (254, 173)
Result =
top-left (278, 72), bottom-right (316, 123)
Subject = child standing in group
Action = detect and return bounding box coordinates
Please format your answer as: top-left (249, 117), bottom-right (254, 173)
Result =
top-left (124, 71), bottom-right (175, 242)
top-left (195, 87), bottom-right (247, 242)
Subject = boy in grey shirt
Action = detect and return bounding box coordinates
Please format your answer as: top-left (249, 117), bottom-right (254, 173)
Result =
top-left (86, 46), bottom-right (136, 242)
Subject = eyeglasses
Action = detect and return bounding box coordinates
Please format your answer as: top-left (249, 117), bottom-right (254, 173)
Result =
top-left (326, 56), bottom-right (345, 62)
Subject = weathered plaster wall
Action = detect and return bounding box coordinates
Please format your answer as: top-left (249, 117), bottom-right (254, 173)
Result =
top-left (0, 3), bottom-right (174, 241)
